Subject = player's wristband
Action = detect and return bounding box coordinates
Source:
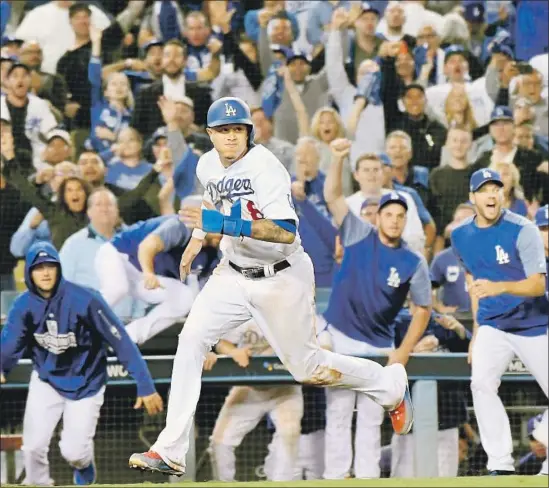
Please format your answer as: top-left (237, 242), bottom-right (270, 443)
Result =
top-left (201, 209), bottom-right (252, 238)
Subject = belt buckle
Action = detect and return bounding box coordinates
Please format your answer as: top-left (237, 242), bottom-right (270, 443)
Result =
top-left (242, 267), bottom-right (259, 279)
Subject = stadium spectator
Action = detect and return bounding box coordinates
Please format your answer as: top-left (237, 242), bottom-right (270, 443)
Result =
top-left (376, 1), bottom-right (416, 47)
top-left (131, 39), bottom-right (221, 137)
top-left (346, 152), bottom-right (426, 256)
top-left (414, 24), bottom-right (445, 87)
top-left (511, 69), bottom-right (548, 138)
top-left (56, 2), bottom-right (144, 157)
top-left (0, 62), bottom-right (57, 169)
top-left (251, 107), bottom-right (294, 172)
top-left (88, 27), bottom-right (133, 153)
top-left (41, 129), bottom-right (74, 168)
top-left (59, 187), bottom-right (140, 320)
top-left (385, 130), bottom-right (430, 205)
top-left (390, 83), bottom-right (447, 169)
top-left (137, 0), bottom-right (185, 47)
top-left (472, 106), bottom-right (547, 205)
top-left (290, 137), bottom-right (337, 288)
top-left (429, 125), bottom-right (476, 245)
top-left (18, 40), bottom-right (68, 119)
top-left (517, 413), bottom-right (548, 475)
top-left (0, 54), bottom-right (15, 94)
top-left (14, 0), bottom-right (111, 74)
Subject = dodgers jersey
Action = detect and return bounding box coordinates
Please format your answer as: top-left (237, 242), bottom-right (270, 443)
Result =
top-left (0, 242), bottom-right (155, 400)
top-left (323, 212), bottom-right (432, 348)
top-left (451, 210), bottom-right (548, 336)
top-left (196, 144), bottom-right (301, 267)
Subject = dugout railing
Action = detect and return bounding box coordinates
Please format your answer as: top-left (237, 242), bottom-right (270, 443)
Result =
top-left (1, 353), bottom-right (544, 484)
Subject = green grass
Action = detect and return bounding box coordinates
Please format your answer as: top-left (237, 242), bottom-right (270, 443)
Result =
top-left (12, 475), bottom-right (543, 488)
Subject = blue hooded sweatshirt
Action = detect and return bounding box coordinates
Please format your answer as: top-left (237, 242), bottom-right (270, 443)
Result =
top-left (0, 242), bottom-right (156, 400)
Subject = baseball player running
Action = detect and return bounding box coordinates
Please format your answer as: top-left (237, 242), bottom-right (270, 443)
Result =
top-left (209, 320), bottom-right (303, 481)
top-left (128, 97), bottom-right (413, 476)
top-left (451, 169), bottom-right (548, 475)
top-left (95, 215), bottom-right (196, 345)
top-left (0, 241), bottom-right (163, 486)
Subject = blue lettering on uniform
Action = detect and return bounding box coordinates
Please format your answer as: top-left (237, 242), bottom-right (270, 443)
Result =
top-left (207, 176), bottom-right (254, 204)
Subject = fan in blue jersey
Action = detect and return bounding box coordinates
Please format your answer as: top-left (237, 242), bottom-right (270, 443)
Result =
top-left (451, 168), bottom-right (548, 476)
top-left (94, 215), bottom-right (197, 345)
top-left (321, 138), bottom-right (432, 479)
top-left (0, 242), bottom-right (162, 486)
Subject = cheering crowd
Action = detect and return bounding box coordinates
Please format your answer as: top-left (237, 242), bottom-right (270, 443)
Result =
top-left (0, 0), bottom-right (548, 483)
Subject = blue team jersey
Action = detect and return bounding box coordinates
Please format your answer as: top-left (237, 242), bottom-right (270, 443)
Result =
top-left (323, 212), bottom-right (431, 348)
top-left (0, 242), bottom-right (155, 400)
top-left (451, 210), bottom-right (548, 336)
top-left (111, 216), bottom-right (191, 278)
top-left (430, 247), bottom-right (471, 312)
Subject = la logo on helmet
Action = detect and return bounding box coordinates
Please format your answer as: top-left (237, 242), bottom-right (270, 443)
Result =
top-left (225, 103), bottom-right (237, 117)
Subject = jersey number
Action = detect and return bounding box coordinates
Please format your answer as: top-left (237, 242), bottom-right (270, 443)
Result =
top-left (247, 201), bottom-right (264, 220)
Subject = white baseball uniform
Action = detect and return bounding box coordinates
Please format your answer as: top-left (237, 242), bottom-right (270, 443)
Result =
top-left (149, 144), bottom-right (408, 471)
top-left (209, 321), bottom-right (303, 481)
top-left (95, 241), bottom-right (195, 345)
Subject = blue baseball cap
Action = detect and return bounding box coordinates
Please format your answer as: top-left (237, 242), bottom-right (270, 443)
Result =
top-left (490, 106), bottom-right (513, 124)
top-left (535, 205), bottom-right (549, 227)
top-left (469, 168), bottom-right (504, 192)
top-left (379, 153), bottom-right (391, 166)
top-left (444, 44), bottom-right (468, 63)
top-left (490, 43), bottom-right (514, 60)
top-left (1, 35), bottom-right (23, 47)
top-left (463, 2), bottom-right (485, 23)
top-left (31, 250), bottom-right (59, 269)
top-left (361, 197), bottom-right (380, 210)
top-left (361, 1), bottom-right (380, 16)
top-left (527, 414), bottom-right (543, 436)
top-left (287, 49), bottom-right (312, 65)
top-left (379, 191), bottom-right (408, 212)
top-left (142, 38), bottom-right (164, 53)
top-left (152, 126), bottom-right (168, 142)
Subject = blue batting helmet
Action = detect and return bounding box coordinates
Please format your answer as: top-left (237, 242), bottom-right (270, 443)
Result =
top-left (207, 97), bottom-right (255, 146)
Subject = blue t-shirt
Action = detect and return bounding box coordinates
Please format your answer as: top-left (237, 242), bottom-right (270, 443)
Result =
top-left (105, 159), bottom-right (153, 190)
top-left (430, 247), bottom-right (471, 312)
top-left (451, 210), bottom-right (548, 336)
top-left (323, 212), bottom-right (431, 348)
top-left (111, 216), bottom-right (190, 278)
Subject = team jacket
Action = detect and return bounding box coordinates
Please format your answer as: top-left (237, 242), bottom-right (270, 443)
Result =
top-left (0, 242), bottom-right (156, 400)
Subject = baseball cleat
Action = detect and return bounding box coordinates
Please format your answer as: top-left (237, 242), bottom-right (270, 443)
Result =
top-left (128, 451), bottom-right (184, 476)
top-left (73, 460), bottom-right (96, 485)
top-left (488, 470), bottom-right (514, 476)
top-left (389, 384), bottom-right (414, 435)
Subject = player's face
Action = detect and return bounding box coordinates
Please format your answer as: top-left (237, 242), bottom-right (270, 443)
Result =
top-left (207, 124), bottom-right (248, 162)
top-left (78, 152), bottom-right (105, 183)
top-left (539, 227), bottom-right (548, 256)
top-left (31, 262), bottom-right (58, 294)
top-left (353, 159), bottom-right (383, 192)
top-left (470, 183), bottom-right (504, 223)
top-left (377, 203), bottom-right (407, 241)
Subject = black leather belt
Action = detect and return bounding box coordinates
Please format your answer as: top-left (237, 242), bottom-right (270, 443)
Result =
top-left (229, 260), bottom-right (291, 279)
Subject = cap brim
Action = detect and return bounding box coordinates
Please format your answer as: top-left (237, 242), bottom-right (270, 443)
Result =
top-left (489, 116), bottom-right (513, 124)
top-left (472, 179), bottom-right (504, 192)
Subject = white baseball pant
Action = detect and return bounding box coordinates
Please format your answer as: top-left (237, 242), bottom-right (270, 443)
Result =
top-left (471, 326), bottom-right (548, 472)
top-left (95, 242), bottom-right (195, 344)
top-left (323, 324), bottom-right (392, 479)
top-left (390, 427), bottom-right (459, 477)
top-left (209, 385), bottom-right (303, 481)
top-left (293, 430), bottom-right (325, 480)
top-left (22, 372), bottom-right (104, 486)
top-left (150, 252), bottom-right (407, 471)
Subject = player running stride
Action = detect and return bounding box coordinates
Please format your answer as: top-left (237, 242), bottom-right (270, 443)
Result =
top-left (129, 97), bottom-right (413, 476)
top-left (452, 169), bottom-right (548, 475)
